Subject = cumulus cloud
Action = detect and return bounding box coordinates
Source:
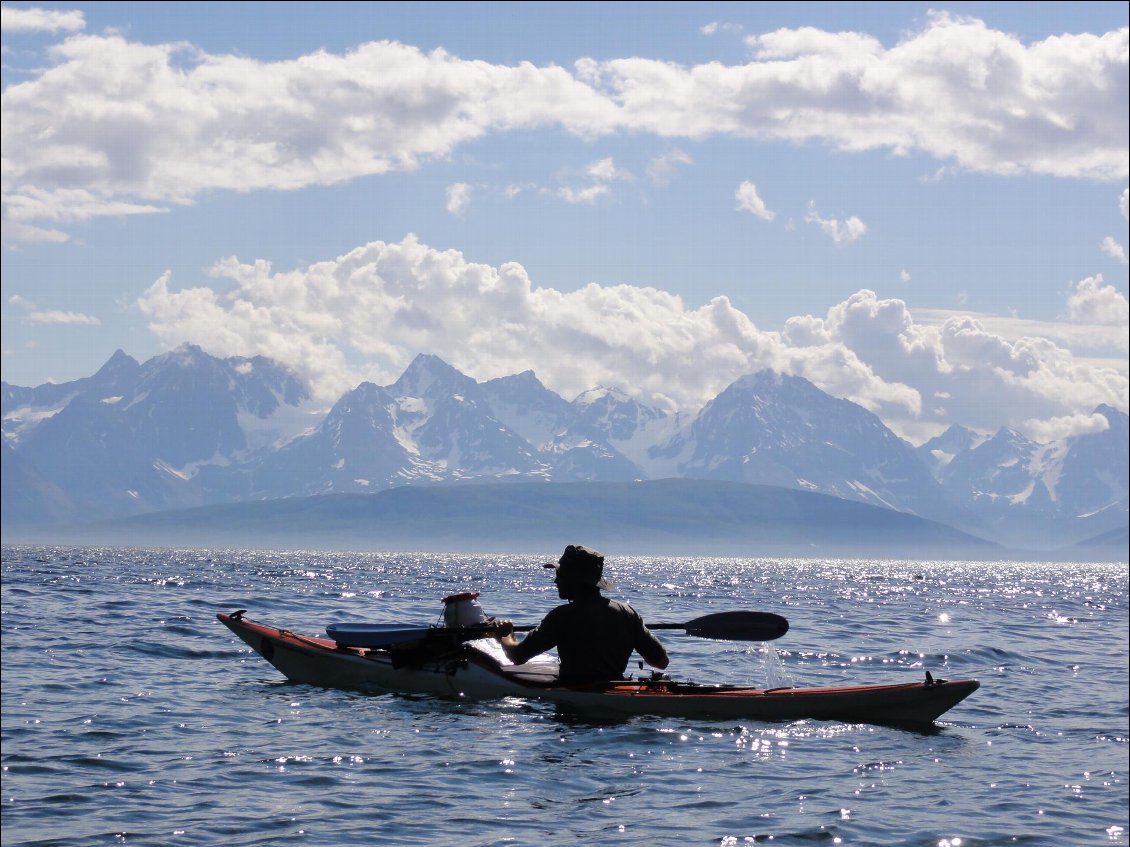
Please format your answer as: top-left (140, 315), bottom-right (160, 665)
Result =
top-left (135, 235), bottom-right (1127, 439)
top-left (1100, 236), bottom-right (1128, 264)
top-left (1066, 274), bottom-right (1130, 325)
top-left (812, 289), bottom-right (1127, 438)
top-left (915, 306), bottom-right (1128, 357)
top-left (1, 5), bottom-right (84, 33)
top-left (2, 14), bottom-right (1126, 238)
top-left (0, 35), bottom-right (612, 241)
top-left (900, 269), bottom-right (911, 283)
top-left (1020, 411), bottom-right (1111, 443)
top-left (735, 181), bottom-right (775, 221)
top-left (1121, 188), bottom-right (1129, 220)
top-left (805, 203), bottom-right (867, 244)
top-left (446, 182), bottom-right (472, 217)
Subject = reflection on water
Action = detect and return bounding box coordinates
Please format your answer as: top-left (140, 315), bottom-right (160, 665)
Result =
top-left (1, 546), bottom-right (1127, 847)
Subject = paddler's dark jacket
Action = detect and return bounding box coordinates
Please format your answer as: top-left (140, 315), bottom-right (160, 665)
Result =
top-left (505, 594), bottom-right (667, 684)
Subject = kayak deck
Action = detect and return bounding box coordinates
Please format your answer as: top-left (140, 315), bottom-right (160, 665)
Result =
top-left (217, 610), bottom-right (979, 727)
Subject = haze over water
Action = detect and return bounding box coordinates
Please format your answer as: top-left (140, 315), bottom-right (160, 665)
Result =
top-left (2, 545), bottom-right (1127, 846)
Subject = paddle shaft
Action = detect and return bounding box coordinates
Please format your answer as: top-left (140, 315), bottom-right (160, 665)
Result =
top-left (504, 610), bottom-right (788, 642)
top-left (327, 611), bottom-right (788, 648)
top-left (511, 622), bottom-right (698, 632)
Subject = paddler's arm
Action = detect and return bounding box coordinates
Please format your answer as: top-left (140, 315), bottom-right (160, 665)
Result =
top-left (493, 620), bottom-right (518, 653)
top-left (491, 619), bottom-right (548, 665)
top-left (638, 632), bottom-right (670, 670)
top-left (637, 620), bottom-right (670, 670)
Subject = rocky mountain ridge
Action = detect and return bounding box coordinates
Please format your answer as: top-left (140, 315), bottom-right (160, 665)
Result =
top-left (3, 345), bottom-right (1126, 552)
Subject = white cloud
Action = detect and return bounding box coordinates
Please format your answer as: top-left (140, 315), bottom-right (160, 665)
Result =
top-left (446, 182), bottom-right (472, 217)
top-left (1100, 236), bottom-right (1128, 264)
top-left (701, 22), bottom-right (743, 37)
top-left (1019, 411), bottom-right (1110, 443)
top-left (586, 157), bottom-right (629, 182)
top-left (900, 269), bottom-right (911, 283)
top-left (8, 293), bottom-right (98, 324)
top-left (555, 157), bottom-right (629, 204)
top-left (2, 15), bottom-right (1125, 235)
top-left (26, 309), bottom-right (100, 325)
top-left (135, 235), bottom-right (1128, 439)
top-left (735, 181), bottom-right (775, 221)
top-left (816, 289), bottom-right (1128, 435)
top-left (1, 5), bottom-right (84, 33)
top-left (557, 184), bottom-right (609, 205)
top-left (3, 187), bottom-right (167, 222)
top-left (1066, 274), bottom-right (1130, 325)
top-left (1, 220), bottom-right (69, 245)
top-left (915, 306), bottom-right (1128, 357)
top-left (647, 149), bottom-right (692, 186)
top-left (1121, 187), bottom-right (1129, 220)
top-left (2, 186), bottom-right (165, 244)
top-left (805, 202), bottom-right (866, 244)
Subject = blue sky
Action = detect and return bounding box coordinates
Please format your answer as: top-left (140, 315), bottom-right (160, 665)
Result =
top-left (2, 2), bottom-right (1127, 443)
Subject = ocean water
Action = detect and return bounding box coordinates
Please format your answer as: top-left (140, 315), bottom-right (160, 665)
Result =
top-left (1, 545), bottom-right (1127, 847)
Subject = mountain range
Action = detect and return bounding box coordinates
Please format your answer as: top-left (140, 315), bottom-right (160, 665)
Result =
top-left (3, 345), bottom-right (1126, 558)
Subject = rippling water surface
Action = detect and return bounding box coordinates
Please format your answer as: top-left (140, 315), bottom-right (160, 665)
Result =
top-left (2, 545), bottom-right (1127, 846)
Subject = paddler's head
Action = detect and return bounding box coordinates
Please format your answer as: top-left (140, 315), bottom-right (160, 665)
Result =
top-left (544, 544), bottom-right (613, 600)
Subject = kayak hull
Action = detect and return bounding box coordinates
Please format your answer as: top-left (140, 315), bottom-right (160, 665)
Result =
top-left (217, 611), bottom-right (979, 727)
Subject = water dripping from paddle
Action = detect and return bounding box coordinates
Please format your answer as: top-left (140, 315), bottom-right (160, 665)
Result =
top-left (750, 643), bottom-right (795, 689)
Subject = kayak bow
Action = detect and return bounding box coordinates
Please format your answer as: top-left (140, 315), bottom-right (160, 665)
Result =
top-left (217, 610), bottom-right (979, 727)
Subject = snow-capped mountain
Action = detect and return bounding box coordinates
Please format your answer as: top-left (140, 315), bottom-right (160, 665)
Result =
top-left (934, 405), bottom-right (1129, 525)
top-left (3, 345), bottom-right (315, 519)
top-left (248, 381), bottom-right (418, 498)
top-left (571, 386), bottom-right (684, 476)
top-left (1052, 405), bottom-right (1129, 520)
top-left (245, 354), bottom-right (640, 498)
top-left (654, 371), bottom-right (959, 522)
top-left (3, 346), bottom-right (1126, 553)
top-left (938, 427), bottom-right (1053, 510)
top-left (480, 374), bottom-right (642, 481)
top-left (916, 424), bottom-right (987, 476)
top-left (399, 356), bottom-right (547, 480)
top-left (2, 349), bottom-right (141, 444)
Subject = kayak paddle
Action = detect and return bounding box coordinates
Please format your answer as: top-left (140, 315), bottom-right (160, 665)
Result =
top-left (328, 610), bottom-right (788, 647)
top-left (507, 610), bottom-right (788, 642)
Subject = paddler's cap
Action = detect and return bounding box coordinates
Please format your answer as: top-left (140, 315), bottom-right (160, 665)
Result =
top-left (543, 544), bottom-right (613, 590)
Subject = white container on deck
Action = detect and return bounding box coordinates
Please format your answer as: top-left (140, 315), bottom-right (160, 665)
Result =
top-left (442, 592), bottom-right (487, 627)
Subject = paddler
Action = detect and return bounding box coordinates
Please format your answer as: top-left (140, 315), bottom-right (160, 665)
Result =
top-left (493, 544), bottom-right (669, 684)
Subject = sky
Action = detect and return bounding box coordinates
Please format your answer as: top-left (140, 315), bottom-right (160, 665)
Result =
top-left (1, 1), bottom-right (1127, 444)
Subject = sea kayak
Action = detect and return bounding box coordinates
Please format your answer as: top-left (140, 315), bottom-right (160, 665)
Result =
top-left (217, 610), bottom-right (979, 727)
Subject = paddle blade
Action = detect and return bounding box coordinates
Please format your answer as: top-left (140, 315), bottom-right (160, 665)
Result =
top-left (679, 611), bottom-right (789, 641)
